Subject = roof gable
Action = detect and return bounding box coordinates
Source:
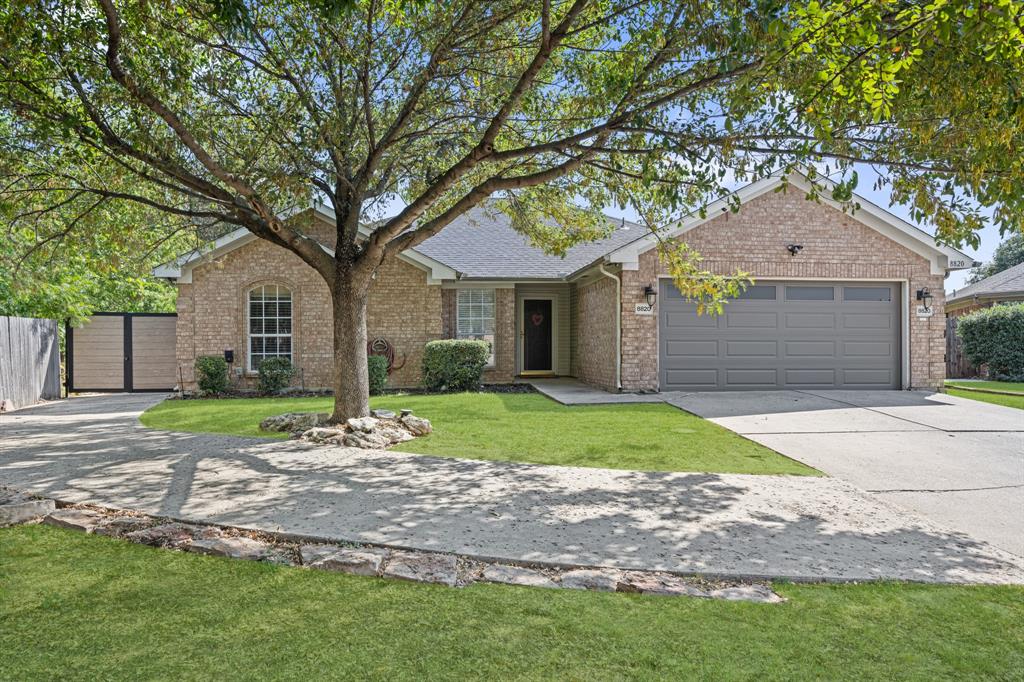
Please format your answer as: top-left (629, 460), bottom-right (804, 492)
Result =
top-left (605, 172), bottom-right (972, 276)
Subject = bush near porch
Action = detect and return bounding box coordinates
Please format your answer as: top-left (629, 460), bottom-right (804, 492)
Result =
top-left (140, 393), bottom-right (817, 476)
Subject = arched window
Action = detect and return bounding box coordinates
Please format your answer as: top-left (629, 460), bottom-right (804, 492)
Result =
top-left (248, 284), bottom-right (292, 371)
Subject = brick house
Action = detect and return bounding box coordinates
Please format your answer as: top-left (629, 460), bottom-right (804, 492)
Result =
top-left (155, 172), bottom-right (971, 392)
top-left (946, 262), bottom-right (1024, 318)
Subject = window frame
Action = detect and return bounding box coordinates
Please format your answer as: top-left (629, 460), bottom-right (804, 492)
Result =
top-left (247, 283), bottom-right (294, 373)
top-left (455, 288), bottom-right (496, 368)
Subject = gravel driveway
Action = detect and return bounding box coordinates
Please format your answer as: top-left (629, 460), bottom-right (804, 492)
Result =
top-left (1, 393), bottom-right (1022, 584)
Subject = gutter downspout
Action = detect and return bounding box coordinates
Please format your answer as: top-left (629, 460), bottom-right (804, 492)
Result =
top-left (598, 262), bottom-right (622, 391)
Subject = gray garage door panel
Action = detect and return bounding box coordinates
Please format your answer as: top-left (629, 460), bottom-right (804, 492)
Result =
top-left (659, 281), bottom-right (900, 391)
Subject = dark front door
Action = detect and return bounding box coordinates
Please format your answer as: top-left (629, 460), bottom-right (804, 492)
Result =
top-left (523, 299), bottom-right (553, 372)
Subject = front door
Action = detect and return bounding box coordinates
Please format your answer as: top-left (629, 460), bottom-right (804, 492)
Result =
top-left (522, 299), bottom-right (553, 372)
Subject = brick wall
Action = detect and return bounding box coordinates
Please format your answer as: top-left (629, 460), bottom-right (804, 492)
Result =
top-left (440, 287), bottom-right (516, 382)
top-left (614, 188), bottom-right (947, 391)
top-left (175, 229), bottom-right (442, 390)
top-left (575, 275), bottom-right (618, 391)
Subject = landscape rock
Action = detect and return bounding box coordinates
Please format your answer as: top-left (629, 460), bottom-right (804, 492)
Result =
top-left (0, 496), bottom-right (56, 526)
top-left (617, 573), bottom-right (709, 597)
top-left (376, 425), bottom-right (415, 445)
top-left (383, 551), bottom-right (459, 586)
top-left (260, 412), bottom-right (329, 433)
top-left (370, 409), bottom-right (396, 419)
top-left (559, 569), bottom-right (622, 591)
top-left (343, 430), bottom-right (391, 449)
top-left (43, 508), bottom-right (106, 533)
top-left (301, 544), bottom-right (388, 576)
top-left (300, 427), bottom-right (346, 444)
top-left (400, 409), bottom-right (413, 417)
top-left (125, 522), bottom-right (201, 548)
top-left (94, 516), bottom-right (152, 537)
top-left (400, 414), bottom-right (432, 436)
top-left (708, 585), bottom-right (784, 603)
top-left (481, 564), bottom-right (558, 589)
top-left (346, 416), bottom-right (379, 433)
top-left (190, 535), bottom-right (290, 563)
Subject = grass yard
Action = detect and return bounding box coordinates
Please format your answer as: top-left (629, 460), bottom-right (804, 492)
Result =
top-left (945, 380), bottom-right (1024, 394)
top-left (140, 392), bottom-right (816, 475)
top-left (2, 525), bottom-right (1022, 680)
top-left (945, 388), bottom-right (1024, 410)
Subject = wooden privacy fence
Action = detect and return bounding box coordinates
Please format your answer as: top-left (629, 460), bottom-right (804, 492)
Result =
top-left (945, 316), bottom-right (979, 379)
top-left (66, 313), bottom-right (177, 393)
top-left (0, 316), bottom-right (61, 411)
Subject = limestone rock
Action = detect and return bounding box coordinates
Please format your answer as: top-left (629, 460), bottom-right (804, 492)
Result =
top-left (481, 564), bottom-right (558, 589)
top-left (559, 568), bottom-right (622, 591)
top-left (346, 416), bottom-right (379, 433)
top-left (43, 508), bottom-right (106, 533)
top-left (400, 414), bottom-right (432, 436)
top-left (94, 516), bottom-right (151, 537)
top-left (0, 495), bottom-right (55, 527)
top-left (301, 427), bottom-right (346, 444)
top-left (190, 536), bottom-right (289, 563)
top-left (370, 409), bottom-right (396, 419)
top-left (260, 412), bottom-right (329, 433)
top-left (617, 572), bottom-right (709, 597)
top-left (376, 425), bottom-right (415, 445)
top-left (383, 551), bottom-right (459, 586)
top-left (343, 430), bottom-right (391, 449)
top-left (400, 409), bottom-right (413, 417)
top-left (125, 522), bottom-right (200, 548)
top-left (301, 544), bottom-right (388, 576)
top-left (709, 585), bottom-right (784, 603)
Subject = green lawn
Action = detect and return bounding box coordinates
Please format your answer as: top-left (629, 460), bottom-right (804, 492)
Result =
top-left (140, 393), bottom-right (816, 475)
top-left (2, 525), bottom-right (1022, 680)
top-left (946, 388), bottom-right (1024, 410)
top-left (945, 380), bottom-right (1024, 394)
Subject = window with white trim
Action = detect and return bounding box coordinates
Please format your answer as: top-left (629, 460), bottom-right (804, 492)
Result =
top-left (456, 288), bottom-right (495, 365)
top-left (248, 284), bottom-right (293, 371)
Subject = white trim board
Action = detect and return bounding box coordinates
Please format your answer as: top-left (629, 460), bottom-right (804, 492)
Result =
top-left (605, 171), bottom-right (972, 277)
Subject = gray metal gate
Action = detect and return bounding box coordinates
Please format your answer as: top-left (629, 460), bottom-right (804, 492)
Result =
top-left (66, 313), bottom-right (177, 393)
top-left (659, 280), bottom-right (900, 391)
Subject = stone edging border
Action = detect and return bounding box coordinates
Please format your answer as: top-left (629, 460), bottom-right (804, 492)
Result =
top-left (0, 488), bottom-right (784, 604)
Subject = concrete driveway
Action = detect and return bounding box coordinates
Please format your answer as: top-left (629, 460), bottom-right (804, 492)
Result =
top-left (664, 390), bottom-right (1024, 556)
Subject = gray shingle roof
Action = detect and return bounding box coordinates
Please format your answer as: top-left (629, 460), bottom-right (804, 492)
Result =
top-left (948, 262), bottom-right (1024, 303)
top-left (415, 204), bottom-right (644, 279)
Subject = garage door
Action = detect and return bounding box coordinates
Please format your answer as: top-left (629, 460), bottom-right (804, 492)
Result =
top-left (659, 281), bottom-right (900, 390)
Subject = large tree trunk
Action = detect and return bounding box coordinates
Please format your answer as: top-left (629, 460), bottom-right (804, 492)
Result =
top-left (330, 272), bottom-right (371, 423)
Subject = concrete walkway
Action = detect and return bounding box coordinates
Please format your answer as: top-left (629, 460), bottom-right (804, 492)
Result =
top-left (530, 378), bottom-right (664, 404)
top-left (1, 394), bottom-right (1022, 584)
top-left (665, 390), bottom-right (1024, 557)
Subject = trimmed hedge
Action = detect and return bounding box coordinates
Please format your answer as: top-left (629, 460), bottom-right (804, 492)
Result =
top-left (194, 355), bottom-right (229, 394)
top-left (422, 339), bottom-right (490, 392)
top-left (368, 355), bottom-right (389, 395)
top-left (257, 357), bottom-right (294, 394)
top-left (957, 303), bottom-right (1024, 380)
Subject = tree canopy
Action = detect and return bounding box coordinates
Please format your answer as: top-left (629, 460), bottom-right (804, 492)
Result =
top-left (968, 233), bottom-right (1024, 284)
top-left (1, 0), bottom-right (1022, 416)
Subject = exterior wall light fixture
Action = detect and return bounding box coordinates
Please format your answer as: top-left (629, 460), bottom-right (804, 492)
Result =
top-left (643, 285), bottom-right (657, 307)
top-left (786, 244), bottom-right (804, 256)
top-left (916, 288), bottom-right (933, 312)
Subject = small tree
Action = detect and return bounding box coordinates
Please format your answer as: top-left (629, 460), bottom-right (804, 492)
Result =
top-left (968, 235), bottom-right (1024, 284)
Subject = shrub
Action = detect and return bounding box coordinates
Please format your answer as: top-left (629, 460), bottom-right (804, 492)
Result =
top-left (368, 354), bottom-right (389, 395)
top-left (194, 355), bottom-right (229, 394)
top-left (957, 303), bottom-right (1024, 379)
top-left (422, 339), bottom-right (490, 392)
top-left (257, 357), bottom-right (295, 394)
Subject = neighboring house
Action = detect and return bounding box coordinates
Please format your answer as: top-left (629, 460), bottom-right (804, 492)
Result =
top-left (946, 262), bottom-right (1024, 317)
top-left (155, 172), bottom-right (971, 393)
